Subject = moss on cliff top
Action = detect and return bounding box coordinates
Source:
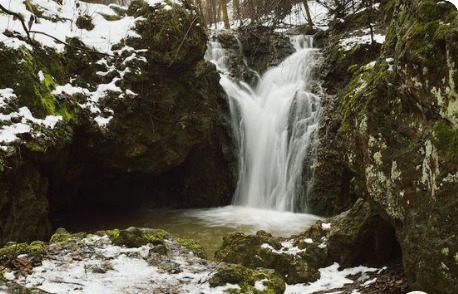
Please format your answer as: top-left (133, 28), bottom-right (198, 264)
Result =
top-left (126, 0), bottom-right (206, 66)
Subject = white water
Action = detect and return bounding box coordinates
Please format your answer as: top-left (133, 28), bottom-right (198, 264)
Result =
top-left (206, 35), bottom-right (321, 212)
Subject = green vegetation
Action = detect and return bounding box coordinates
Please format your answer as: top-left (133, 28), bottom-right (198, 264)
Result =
top-left (209, 264), bottom-right (285, 294)
top-left (433, 121), bottom-right (458, 164)
top-left (0, 241), bottom-right (45, 262)
top-left (175, 237), bottom-right (206, 259)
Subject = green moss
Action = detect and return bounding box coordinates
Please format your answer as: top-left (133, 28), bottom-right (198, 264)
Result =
top-left (433, 121), bottom-right (458, 164)
top-left (175, 237), bottom-right (206, 259)
top-left (94, 229), bottom-right (121, 243)
top-left (76, 15), bottom-right (94, 30)
top-left (99, 13), bottom-right (122, 21)
top-left (0, 241), bottom-right (45, 262)
top-left (125, 0), bottom-right (206, 65)
top-left (113, 228), bottom-right (169, 248)
top-left (49, 228), bottom-right (85, 243)
top-left (208, 264), bottom-right (284, 294)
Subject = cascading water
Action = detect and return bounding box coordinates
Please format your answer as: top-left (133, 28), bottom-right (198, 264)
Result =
top-left (206, 35), bottom-right (321, 212)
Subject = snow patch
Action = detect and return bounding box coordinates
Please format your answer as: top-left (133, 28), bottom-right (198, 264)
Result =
top-left (0, 106), bottom-right (62, 145)
top-left (0, 88), bottom-right (16, 109)
top-left (322, 223), bottom-right (331, 230)
top-left (285, 263), bottom-right (380, 294)
top-left (340, 34), bottom-right (386, 51)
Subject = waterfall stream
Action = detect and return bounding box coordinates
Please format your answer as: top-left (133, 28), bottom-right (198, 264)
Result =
top-left (206, 35), bottom-right (321, 212)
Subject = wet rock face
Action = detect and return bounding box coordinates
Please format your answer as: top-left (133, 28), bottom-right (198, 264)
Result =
top-left (316, 0), bottom-right (458, 293)
top-left (0, 161), bottom-right (51, 245)
top-left (237, 25), bottom-right (295, 74)
top-left (214, 25), bottom-right (295, 83)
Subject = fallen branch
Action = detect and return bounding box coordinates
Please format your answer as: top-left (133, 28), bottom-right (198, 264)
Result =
top-left (29, 30), bottom-right (113, 56)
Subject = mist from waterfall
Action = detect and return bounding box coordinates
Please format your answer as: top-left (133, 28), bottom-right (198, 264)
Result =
top-left (206, 35), bottom-right (321, 212)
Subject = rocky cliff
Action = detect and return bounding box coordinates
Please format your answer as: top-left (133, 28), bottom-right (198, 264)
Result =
top-left (312, 0), bottom-right (457, 293)
top-left (0, 0), bottom-right (234, 245)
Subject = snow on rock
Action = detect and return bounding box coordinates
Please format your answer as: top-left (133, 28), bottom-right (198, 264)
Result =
top-left (340, 34), bottom-right (386, 51)
top-left (0, 103), bottom-right (62, 145)
top-left (254, 279), bottom-right (268, 291)
top-left (0, 88), bottom-right (16, 109)
top-left (261, 240), bottom-right (306, 255)
top-left (2, 233), bottom-right (245, 294)
top-left (285, 263), bottom-right (380, 294)
top-left (0, 0), bottom-right (142, 54)
top-left (304, 238), bottom-right (314, 244)
top-left (322, 222), bottom-right (332, 230)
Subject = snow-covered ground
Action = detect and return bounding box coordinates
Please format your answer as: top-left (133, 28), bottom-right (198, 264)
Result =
top-left (0, 0), bottom-right (139, 54)
top-left (0, 230), bottom-right (396, 294)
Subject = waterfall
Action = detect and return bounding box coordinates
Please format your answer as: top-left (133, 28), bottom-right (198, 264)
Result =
top-left (206, 35), bottom-right (321, 212)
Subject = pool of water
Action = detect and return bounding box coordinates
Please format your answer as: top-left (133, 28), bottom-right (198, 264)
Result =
top-left (62, 205), bottom-right (320, 258)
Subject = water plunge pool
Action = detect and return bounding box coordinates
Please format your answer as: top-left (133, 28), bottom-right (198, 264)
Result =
top-left (61, 205), bottom-right (320, 258)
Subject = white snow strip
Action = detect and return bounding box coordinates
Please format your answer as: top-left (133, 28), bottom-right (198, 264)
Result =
top-left (285, 263), bottom-right (379, 294)
top-left (322, 223), bottom-right (331, 230)
top-left (304, 238), bottom-right (314, 244)
top-left (362, 277), bottom-right (377, 286)
top-left (52, 84), bottom-right (86, 96)
top-left (261, 241), bottom-right (306, 255)
top-left (38, 71), bottom-right (45, 83)
top-left (94, 116), bottom-right (113, 128)
top-left (340, 34), bottom-right (386, 51)
top-left (254, 279), bottom-right (268, 291)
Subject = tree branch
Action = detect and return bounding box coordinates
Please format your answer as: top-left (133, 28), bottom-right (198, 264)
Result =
top-left (0, 4), bottom-right (33, 44)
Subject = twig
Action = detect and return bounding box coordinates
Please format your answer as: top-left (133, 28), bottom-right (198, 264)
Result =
top-left (0, 4), bottom-right (33, 43)
top-left (168, 16), bottom-right (198, 68)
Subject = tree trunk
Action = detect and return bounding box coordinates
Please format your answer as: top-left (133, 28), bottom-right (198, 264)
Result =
top-left (302, 0), bottom-right (313, 26)
top-left (220, 0), bottom-right (230, 29)
top-left (194, 0), bottom-right (206, 27)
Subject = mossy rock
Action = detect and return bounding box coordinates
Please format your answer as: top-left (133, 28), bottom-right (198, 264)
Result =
top-left (125, 0), bottom-right (207, 66)
top-left (0, 241), bottom-right (45, 263)
top-left (209, 264), bottom-right (285, 294)
top-left (49, 228), bottom-right (86, 244)
top-left (75, 15), bottom-right (94, 30)
top-left (113, 227), bottom-right (169, 248)
top-left (175, 237), bottom-right (206, 259)
top-left (94, 229), bottom-right (121, 243)
top-left (2, 282), bottom-right (55, 294)
top-left (215, 231), bottom-right (320, 284)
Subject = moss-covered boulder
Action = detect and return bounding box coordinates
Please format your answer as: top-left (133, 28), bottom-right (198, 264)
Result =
top-left (215, 230), bottom-right (323, 284)
top-left (209, 264), bottom-right (285, 294)
top-left (112, 227), bottom-right (168, 247)
top-left (215, 199), bottom-right (400, 285)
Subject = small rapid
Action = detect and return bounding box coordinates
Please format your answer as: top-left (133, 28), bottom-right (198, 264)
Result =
top-left (206, 35), bottom-right (321, 212)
